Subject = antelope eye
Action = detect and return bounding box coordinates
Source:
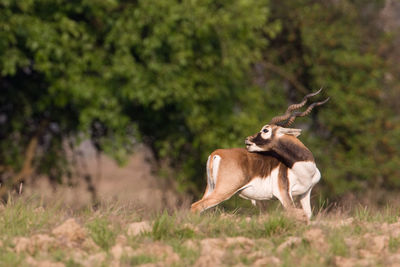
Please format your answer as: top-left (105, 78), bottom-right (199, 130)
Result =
top-left (262, 129), bottom-right (269, 133)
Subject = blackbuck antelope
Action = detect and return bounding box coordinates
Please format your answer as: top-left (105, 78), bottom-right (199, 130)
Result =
top-left (191, 89), bottom-right (329, 218)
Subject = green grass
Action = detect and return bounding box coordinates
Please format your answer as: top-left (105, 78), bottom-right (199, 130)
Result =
top-left (0, 251), bottom-right (24, 267)
top-left (86, 217), bottom-right (117, 250)
top-left (65, 259), bottom-right (82, 267)
top-left (121, 254), bottom-right (157, 265)
top-left (0, 197), bottom-right (399, 266)
top-left (151, 211), bottom-right (196, 241)
top-left (172, 244), bottom-right (199, 266)
top-left (353, 204), bottom-right (399, 223)
top-left (0, 195), bottom-right (59, 238)
top-left (329, 234), bottom-right (349, 257)
top-left (263, 216), bottom-right (295, 237)
top-left (389, 237), bottom-right (400, 253)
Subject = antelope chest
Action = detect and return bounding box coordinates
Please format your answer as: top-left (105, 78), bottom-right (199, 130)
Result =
top-left (288, 161), bottom-right (318, 195)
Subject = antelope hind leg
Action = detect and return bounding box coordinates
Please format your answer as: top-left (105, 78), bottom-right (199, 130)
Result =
top-left (190, 191), bottom-right (236, 213)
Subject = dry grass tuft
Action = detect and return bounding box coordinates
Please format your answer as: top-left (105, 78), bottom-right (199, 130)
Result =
top-left (1, 196), bottom-right (400, 266)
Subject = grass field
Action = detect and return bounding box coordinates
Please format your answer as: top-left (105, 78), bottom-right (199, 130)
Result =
top-left (1, 196), bottom-right (400, 267)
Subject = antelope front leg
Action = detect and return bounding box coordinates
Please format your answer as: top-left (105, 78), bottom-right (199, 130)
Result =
top-left (275, 165), bottom-right (308, 222)
top-left (299, 188), bottom-right (312, 219)
top-left (275, 187), bottom-right (308, 223)
top-left (275, 164), bottom-right (295, 209)
top-left (274, 179), bottom-right (295, 210)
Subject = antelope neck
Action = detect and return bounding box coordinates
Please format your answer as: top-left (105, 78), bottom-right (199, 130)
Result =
top-left (267, 137), bottom-right (314, 168)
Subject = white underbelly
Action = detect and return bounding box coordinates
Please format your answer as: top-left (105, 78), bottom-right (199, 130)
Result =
top-left (239, 178), bottom-right (274, 200)
top-left (237, 162), bottom-right (320, 200)
top-left (238, 168), bottom-right (279, 201)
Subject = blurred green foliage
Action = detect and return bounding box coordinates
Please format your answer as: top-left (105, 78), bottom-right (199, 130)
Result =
top-left (1, 0), bottom-right (399, 200)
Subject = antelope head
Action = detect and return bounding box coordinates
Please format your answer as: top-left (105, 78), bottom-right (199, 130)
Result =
top-left (245, 88), bottom-right (329, 152)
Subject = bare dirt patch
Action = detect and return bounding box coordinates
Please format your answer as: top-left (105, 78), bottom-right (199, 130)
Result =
top-left (52, 218), bottom-right (86, 244)
top-left (194, 237), bottom-right (256, 267)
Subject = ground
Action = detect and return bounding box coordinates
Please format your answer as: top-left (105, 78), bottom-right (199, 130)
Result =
top-left (1, 197), bottom-right (400, 267)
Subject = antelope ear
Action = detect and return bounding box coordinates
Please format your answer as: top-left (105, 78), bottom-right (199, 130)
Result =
top-left (278, 127), bottom-right (302, 137)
